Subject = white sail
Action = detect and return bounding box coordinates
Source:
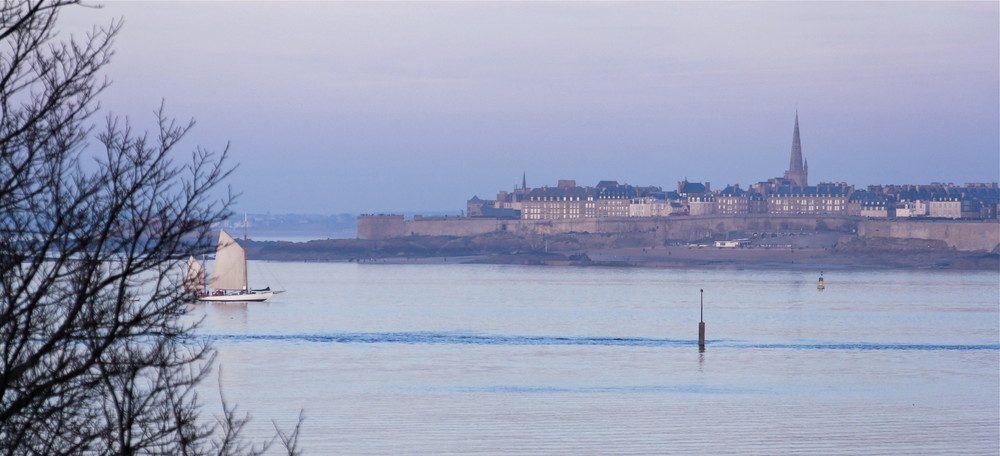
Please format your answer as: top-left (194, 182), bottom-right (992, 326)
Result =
top-left (184, 255), bottom-right (206, 291)
top-left (209, 230), bottom-right (247, 291)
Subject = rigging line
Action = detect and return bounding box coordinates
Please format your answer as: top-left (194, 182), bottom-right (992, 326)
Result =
top-left (256, 260), bottom-right (286, 291)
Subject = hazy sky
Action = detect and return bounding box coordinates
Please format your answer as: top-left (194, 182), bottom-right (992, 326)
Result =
top-left (64, 1), bottom-right (999, 214)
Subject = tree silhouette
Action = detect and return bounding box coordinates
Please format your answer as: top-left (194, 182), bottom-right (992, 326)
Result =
top-left (0, 1), bottom-right (300, 454)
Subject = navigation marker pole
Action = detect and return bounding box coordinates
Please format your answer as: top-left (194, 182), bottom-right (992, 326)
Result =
top-left (698, 289), bottom-right (706, 350)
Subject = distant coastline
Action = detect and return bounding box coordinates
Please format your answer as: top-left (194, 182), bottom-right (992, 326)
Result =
top-left (246, 231), bottom-right (999, 271)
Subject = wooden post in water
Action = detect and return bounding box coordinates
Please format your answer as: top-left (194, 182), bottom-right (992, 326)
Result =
top-left (698, 289), bottom-right (706, 349)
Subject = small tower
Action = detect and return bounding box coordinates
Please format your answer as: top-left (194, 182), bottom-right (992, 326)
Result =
top-left (783, 111), bottom-right (808, 187)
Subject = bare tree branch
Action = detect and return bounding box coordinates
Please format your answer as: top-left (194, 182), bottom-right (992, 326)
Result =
top-left (0, 2), bottom-right (303, 455)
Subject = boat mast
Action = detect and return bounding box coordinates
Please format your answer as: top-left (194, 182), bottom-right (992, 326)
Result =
top-left (243, 212), bottom-right (249, 294)
top-left (202, 253), bottom-right (208, 295)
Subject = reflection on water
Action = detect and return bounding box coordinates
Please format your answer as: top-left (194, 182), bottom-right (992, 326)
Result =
top-left (203, 301), bottom-right (250, 328)
top-left (189, 262), bottom-right (999, 455)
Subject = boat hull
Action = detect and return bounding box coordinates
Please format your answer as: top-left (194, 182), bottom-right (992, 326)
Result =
top-left (197, 291), bottom-right (273, 302)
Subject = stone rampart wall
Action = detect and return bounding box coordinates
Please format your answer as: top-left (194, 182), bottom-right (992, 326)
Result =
top-left (402, 218), bottom-right (507, 237)
top-left (360, 215), bottom-right (999, 252)
top-left (513, 215), bottom-right (857, 241)
top-left (357, 215), bottom-right (406, 240)
top-left (858, 220), bottom-right (1000, 252)
top-left (359, 215), bottom-right (861, 241)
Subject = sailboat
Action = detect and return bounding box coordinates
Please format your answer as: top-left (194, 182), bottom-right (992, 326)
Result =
top-left (186, 226), bottom-right (283, 302)
top-left (184, 255), bottom-right (207, 298)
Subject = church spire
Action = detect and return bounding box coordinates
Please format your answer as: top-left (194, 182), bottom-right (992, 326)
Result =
top-left (522, 171), bottom-right (527, 190)
top-left (784, 110), bottom-right (808, 187)
top-left (789, 111), bottom-right (803, 173)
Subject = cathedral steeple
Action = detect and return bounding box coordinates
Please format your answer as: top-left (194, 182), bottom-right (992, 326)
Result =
top-left (784, 111), bottom-right (808, 187)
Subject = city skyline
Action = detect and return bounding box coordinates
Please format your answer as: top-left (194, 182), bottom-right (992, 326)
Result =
top-left (63, 2), bottom-right (999, 214)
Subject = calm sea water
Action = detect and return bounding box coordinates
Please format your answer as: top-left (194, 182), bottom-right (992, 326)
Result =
top-left (188, 262), bottom-right (1000, 455)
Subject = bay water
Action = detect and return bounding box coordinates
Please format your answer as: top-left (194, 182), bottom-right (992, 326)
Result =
top-left (189, 262), bottom-right (999, 455)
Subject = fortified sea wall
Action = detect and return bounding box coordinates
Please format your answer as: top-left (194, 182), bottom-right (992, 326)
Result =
top-left (857, 220), bottom-right (1000, 252)
top-left (359, 215), bottom-right (1000, 252)
top-left (359, 214), bottom-right (858, 243)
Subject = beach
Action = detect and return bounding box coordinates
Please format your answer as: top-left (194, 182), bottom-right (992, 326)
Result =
top-left (250, 234), bottom-right (999, 270)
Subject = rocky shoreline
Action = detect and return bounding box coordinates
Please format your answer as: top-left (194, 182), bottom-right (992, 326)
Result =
top-left (246, 232), bottom-right (999, 271)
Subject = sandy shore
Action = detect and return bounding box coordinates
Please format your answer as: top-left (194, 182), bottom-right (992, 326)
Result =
top-left (251, 236), bottom-right (999, 270)
top-left (464, 246), bottom-right (999, 270)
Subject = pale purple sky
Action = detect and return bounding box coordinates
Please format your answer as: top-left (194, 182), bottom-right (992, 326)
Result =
top-left (65, 1), bottom-right (999, 214)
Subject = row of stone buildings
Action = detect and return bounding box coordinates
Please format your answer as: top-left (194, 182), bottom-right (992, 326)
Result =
top-left (469, 179), bottom-right (998, 220)
top-left (466, 113), bottom-right (998, 221)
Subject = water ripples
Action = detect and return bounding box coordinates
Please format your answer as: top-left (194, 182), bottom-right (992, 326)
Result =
top-left (203, 332), bottom-right (1000, 351)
